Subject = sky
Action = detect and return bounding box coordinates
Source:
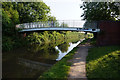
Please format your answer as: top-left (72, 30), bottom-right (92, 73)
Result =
top-left (43, 0), bottom-right (84, 20)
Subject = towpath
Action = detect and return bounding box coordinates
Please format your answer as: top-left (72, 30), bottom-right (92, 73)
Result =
top-left (68, 42), bottom-right (91, 80)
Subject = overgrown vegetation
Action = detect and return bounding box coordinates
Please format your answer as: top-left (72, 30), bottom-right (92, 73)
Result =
top-left (38, 47), bottom-right (78, 79)
top-left (2, 2), bottom-right (62, 52)
top-left (86, 46), bottom-right (120, 78)
top-left (80, 33), bottom-right (94, 45)
top-left (27, 31), bottom-right (85, 45)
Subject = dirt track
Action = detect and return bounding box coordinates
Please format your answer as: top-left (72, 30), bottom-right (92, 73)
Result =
top-left (68, 43), bottom-right (91, 80)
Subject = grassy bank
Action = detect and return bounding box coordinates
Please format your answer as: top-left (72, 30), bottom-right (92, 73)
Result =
top-left (38, 47), bottom-right (78, 80)
top-left (86, 46), bottom-right (120, 79)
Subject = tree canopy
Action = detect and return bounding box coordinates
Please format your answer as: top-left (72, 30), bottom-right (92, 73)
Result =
top-left (80, 2), bottom-right (120, 21)
top-left (2, 2), bottom-right (52, 24)
top-left (60, 22), bottom-right (69, 27)
top-left (48, 16), bottom-right (57, 21)
top-left (16, 2), bottom-right (50, 23)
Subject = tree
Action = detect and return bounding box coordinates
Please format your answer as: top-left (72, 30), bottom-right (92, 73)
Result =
top-left (48, 16), bottom-right (57, 21)
top-left (80, 2), bottom-right (120, 38)
top-left (2, 6), bottom-right (19, 36)
top-left (17, 2), bottom-right (50, 23)
top-left (60, 22), bottom-right (69, 27)
top-left (2, 2), bottom-right (19, 25)
top-left (80, 2), bottom-right (120, 21)
top-left (48, 16), bottom-right (60, 27)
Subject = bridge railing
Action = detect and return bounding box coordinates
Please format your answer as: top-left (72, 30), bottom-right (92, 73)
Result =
top-left (16, 20), bottom-right (85, 29)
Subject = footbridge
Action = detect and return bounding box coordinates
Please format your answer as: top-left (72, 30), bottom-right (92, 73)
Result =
top-left (16, 20), bottom-right (100, 33)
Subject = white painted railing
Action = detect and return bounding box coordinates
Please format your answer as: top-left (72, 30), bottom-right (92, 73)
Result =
top-left (16, 20), bottom-right (85, 29)
top-left (16, 20), bottom-right (100, 32)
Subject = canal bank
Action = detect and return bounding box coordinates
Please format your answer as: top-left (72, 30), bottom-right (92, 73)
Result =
top-left (38, 46), bottom-right (79, 79)
top-left (2, 33), bottom-right (86, 79)
top-left (86, 45), bottom-right (120, 79)
top-left (38, 38), bottom-right (120, 79)
top-left (68, 39), bottom-right (120, 79)
top-left (38, 39), bottom-right (91, 79)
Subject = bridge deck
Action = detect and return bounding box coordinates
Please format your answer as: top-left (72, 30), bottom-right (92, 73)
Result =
top-left (19, 27), bottom-right (81, 32)
top-left (19, 27), bottom-right (100, 33)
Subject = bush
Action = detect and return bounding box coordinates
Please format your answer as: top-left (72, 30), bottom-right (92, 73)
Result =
top-left (2, 37), bottom-right (14, 51)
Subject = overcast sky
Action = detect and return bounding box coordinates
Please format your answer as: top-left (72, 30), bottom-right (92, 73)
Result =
top-left (43, 0), bottom-right (84, 20)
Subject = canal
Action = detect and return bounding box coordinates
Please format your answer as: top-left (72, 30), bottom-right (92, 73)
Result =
top-left (2, 38), bottom-right (84, 79)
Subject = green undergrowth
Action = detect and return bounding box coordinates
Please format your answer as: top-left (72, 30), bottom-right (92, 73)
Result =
top-left (27, 31), bottom-right (84, 45)
top-left (87, 46), bottom-right (120, 79)
top-left (80, 38), bottom-right (96, 45)
top-left (38, 47), bottom-right (78, 80)
top-left (89, 38), bottom-right (96, 45)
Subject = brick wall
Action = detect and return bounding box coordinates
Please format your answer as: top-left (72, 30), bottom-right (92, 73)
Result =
top-left (97, 21), bottom-right (120, 46)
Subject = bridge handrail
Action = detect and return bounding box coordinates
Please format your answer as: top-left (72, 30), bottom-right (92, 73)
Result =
top-left (16, 20), bottom-right (100, 33)
top-left (16, 20), bottom-right (86, 29)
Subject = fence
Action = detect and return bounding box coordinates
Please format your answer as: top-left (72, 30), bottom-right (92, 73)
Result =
top-left (97, 21), bottom-right (120, 45)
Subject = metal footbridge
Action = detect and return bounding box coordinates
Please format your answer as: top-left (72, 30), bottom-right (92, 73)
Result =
top-left (16, 20), bottom-right (100, 32)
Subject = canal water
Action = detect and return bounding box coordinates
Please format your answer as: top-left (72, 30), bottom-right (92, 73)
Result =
top-left (2, 39), bottom-right (84, 79)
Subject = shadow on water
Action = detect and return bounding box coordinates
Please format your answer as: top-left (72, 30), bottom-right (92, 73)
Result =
top-left (2, 38), bottom-right (84, 79)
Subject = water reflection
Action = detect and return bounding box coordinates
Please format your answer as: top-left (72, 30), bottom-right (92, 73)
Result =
top-left (27, 41), bottom-right (81, 61)
top-left (57, 42), bottom-right (70, 53)
top-left (56, 41), bottom-right (80, 61)
top-left (3, 39), bottom-right (83, 78)
top-left (18, 58), bottom-right (52, 69)
top-left (26, 43), bottom-right (59, 61)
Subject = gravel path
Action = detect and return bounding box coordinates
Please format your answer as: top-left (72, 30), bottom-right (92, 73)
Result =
top-left (68, 43), bottom-right (91, 80)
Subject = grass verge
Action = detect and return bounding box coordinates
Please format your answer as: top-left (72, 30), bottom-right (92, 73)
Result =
top-left (38, 47), bottom-right (78, 80)
top-left (86, 46), bottom-right (120, 79)
top-left (80, 38), bottom-right (96, 45)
